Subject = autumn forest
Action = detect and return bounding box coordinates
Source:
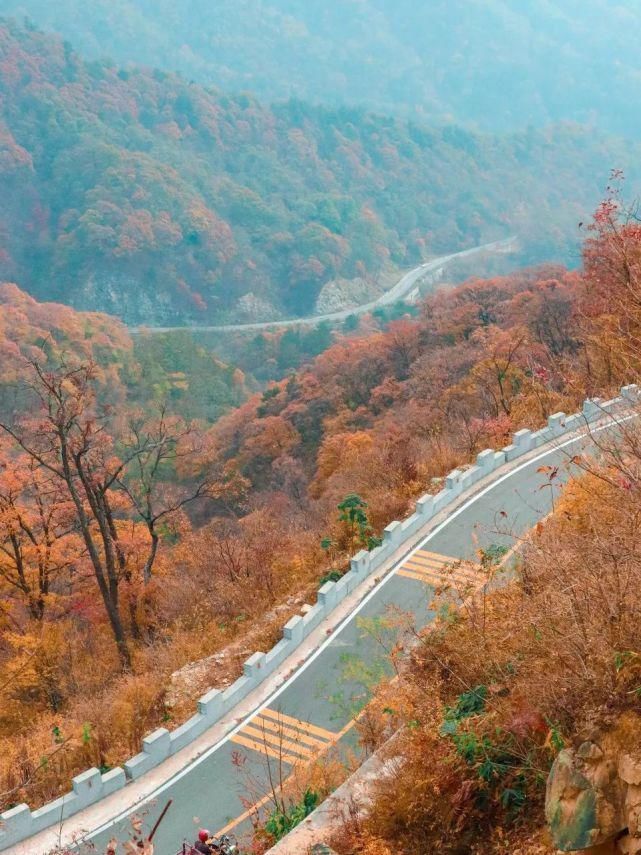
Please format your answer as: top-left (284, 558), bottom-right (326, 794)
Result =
top-left (2, 3), bottom-right (641, 854)
top-left (2, 19), bottom-right (641, 324)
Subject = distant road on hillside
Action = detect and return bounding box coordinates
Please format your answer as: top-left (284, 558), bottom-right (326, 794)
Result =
top-left (131, 236), bottom-right (518, 335)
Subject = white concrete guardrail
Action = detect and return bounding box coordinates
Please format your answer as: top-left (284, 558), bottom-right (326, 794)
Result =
top-left (1, 384), bottom-right (639, 849)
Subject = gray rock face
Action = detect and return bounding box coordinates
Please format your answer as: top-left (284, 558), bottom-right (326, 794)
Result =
top-left (314, 275), bottom-right (384, 314)
top-left (545, 715), bottom-right (641, 853)
top-left (235, 292), bottom-right (280, 322)
top-left (76, 271), bottom-right (178, 324)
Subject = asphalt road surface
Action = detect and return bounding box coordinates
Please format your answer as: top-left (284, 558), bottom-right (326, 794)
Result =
top-left (72, 424), bottom-right (603, 855)
top-left (130, 237), bottom-right (517, 335)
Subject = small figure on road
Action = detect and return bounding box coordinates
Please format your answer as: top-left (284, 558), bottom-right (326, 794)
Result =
top-left (194, 829), bottom-right (214, 853)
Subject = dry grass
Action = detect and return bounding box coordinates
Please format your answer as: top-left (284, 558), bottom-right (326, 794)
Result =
top-left (332, 426), bottom-right (641, 854)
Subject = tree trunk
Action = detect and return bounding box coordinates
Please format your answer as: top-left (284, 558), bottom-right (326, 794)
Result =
top-left (63, 442), bottom-right (132, 670)
top-left (105, 601), bottom-right (132, 670)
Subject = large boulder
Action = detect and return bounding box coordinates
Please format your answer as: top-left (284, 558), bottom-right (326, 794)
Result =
top-left (546, 743), bottom-right (624, 851)
top-left (546, 714), bottom-right (641, 853)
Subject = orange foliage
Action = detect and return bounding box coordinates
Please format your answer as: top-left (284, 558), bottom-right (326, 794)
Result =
top-left (6, 206), bottom-right (641, 824)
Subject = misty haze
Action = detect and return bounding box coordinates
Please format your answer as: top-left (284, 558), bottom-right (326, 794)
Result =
top-left (0, 3), bottom-right (640, 854)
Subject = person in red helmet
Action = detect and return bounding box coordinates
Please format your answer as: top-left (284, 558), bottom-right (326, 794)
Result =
top-left (194, 829), bottom-right (213, 854)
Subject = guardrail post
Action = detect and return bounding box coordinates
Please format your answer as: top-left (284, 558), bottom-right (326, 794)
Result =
top-left (142, 728), bottom-right (171, 763)
top-left (318, 581), bottom-right (338, 609)
top-left (416, 494), bottom-right (434, 517)
top-left (0, 804), bottom-right (31, 844)
top-left (512, 428), bottom-right (534, 453)
top-left (283, 615), bottom-right (304, 644)
top-left (582, 398), bottom-right (603, 421)
top-left (198, 687), bottom-right (222, 721)
top-left (383, 520), bottom-right (402, 546)
top-left (547, 412), bottom-right (566, 434)
top-left (445, 469), bottom-right (462, 491)
top-left (71, 768), bottom-right (102, 808)
top-left (476, 449), bottom-right (495, 470)
top-left (350, 549), bottom-right (370, 577)
top-left (243, 651), bottom-right (266, 679)
top-left (460, 465), bottom-right (481, 490)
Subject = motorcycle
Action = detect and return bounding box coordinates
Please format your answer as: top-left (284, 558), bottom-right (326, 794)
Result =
top-left (178, 834), bottom-right (240, 855)
top-left (215, 834), bottom-right (240, 854)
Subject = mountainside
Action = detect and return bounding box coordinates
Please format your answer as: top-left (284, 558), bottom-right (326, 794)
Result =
top-left (6, 4), bottom-right (641, 852)
top-left (1, 20), bottom-right (641, 324)
top-left (207, 265), bottom-right (583, 522)
top-left (0, 259), bottom-right (589, 818)
top-left (203, 210), bottom-right (641, 855)
top-left (2, 202), bottom-right (641, 852)
top-left (2, 1), bottom-right (641, 136)
top-left (0, 282), bottom-right (249, 424)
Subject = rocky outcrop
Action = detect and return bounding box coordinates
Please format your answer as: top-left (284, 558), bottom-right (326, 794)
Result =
top-left (235, 292), bottom-right (280, 322)
top-left (313, 268), bottom-right (404, 314)
top-left (546, 714), bottom-right (641, 853)
top-left (77, 271), bottom-right (177, 324)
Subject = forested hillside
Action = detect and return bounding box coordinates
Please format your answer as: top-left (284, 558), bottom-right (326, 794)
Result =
top-left (3, 1), bottom-right (640, 136)
top-left (5, 2), bottom-right (641, 851)
top-left (206, 265), bottom-right (583, 526)
top-left (0, 261), bottom-right (578, 812)
top-left (1, 20), bottom-right (639, 323)
top-left (329, 210), bottom-right (641, 855)
top-left (2, 200), bottom-right (639, 830)
top-left (0, 283), bottom-right (249, 423)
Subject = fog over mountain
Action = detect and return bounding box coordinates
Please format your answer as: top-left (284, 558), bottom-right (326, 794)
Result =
top-left (1, 19), bottom-right (639, 324)
top-left (1, 0), bottom-right (640, 136)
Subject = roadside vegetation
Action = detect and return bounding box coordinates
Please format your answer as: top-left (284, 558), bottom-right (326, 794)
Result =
top-left (0, 191), bottom-right (638, 833)
top-left (320, 197), bottom-right (641, 853)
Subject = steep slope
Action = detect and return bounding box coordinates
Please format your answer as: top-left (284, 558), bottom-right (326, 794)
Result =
top-left (2, 0), bottom-right (641, 136)
top-left (1, 211), bottom-right (637, 823)
top-left (1, 20), bottom-right (641, 323)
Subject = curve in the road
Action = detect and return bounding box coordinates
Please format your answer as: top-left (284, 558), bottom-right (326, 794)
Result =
top-left (130, 237), bottom-right (517, 335)
top-left (2, 387), bottom-right (637, 855)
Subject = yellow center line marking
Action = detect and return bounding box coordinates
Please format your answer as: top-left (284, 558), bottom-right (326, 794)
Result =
top-left (404, 558), bottom-right (452, 571)
top-left (260, 707), bottom-right (336, 742)
top-left (403, 567), bottom-right (480, 586)
top-left (398, 568), bottom-right (444, 584)
top-left (250, 714), bottom-right (329, 749)
top-left (408, 553), bottom-right (466, 567)
top-left (410, 549), bottom-right (474, 566)
top-left (410, 555), bottom-right (451, 568)
top-left (215, 790), bottom-right (275, 838)
top-left (230, 732), bottom-right (301, 766)
top-left (402, 558), bottom-right (475, 574)
top-left (218, 712), bottom-right (363, 838)
top-left (404, 557), bottom-right (478, 575)
top-left (227, 710), bottom-right (339, 785)
top-left (241, 724), bottom-right (316, 758)
top-left (336, 717), bottom-right (357, 740)
top-left (398, 545), bottom-right (483, 588)
top-left (398, 568), bottom-right (479, 587)
top-left (414, 549), bottom-right (458, 562)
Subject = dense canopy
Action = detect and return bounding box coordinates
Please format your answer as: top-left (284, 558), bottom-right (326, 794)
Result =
top-left (3, 0), bottom-right (641, 136)
top-left (1, 20), bottom-right (640, 323)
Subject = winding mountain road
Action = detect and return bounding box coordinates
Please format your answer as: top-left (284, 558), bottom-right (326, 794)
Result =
top-left (131, 237), bottom-right (517, 335)
top-left (6, 410), bottom-right (625, 855)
